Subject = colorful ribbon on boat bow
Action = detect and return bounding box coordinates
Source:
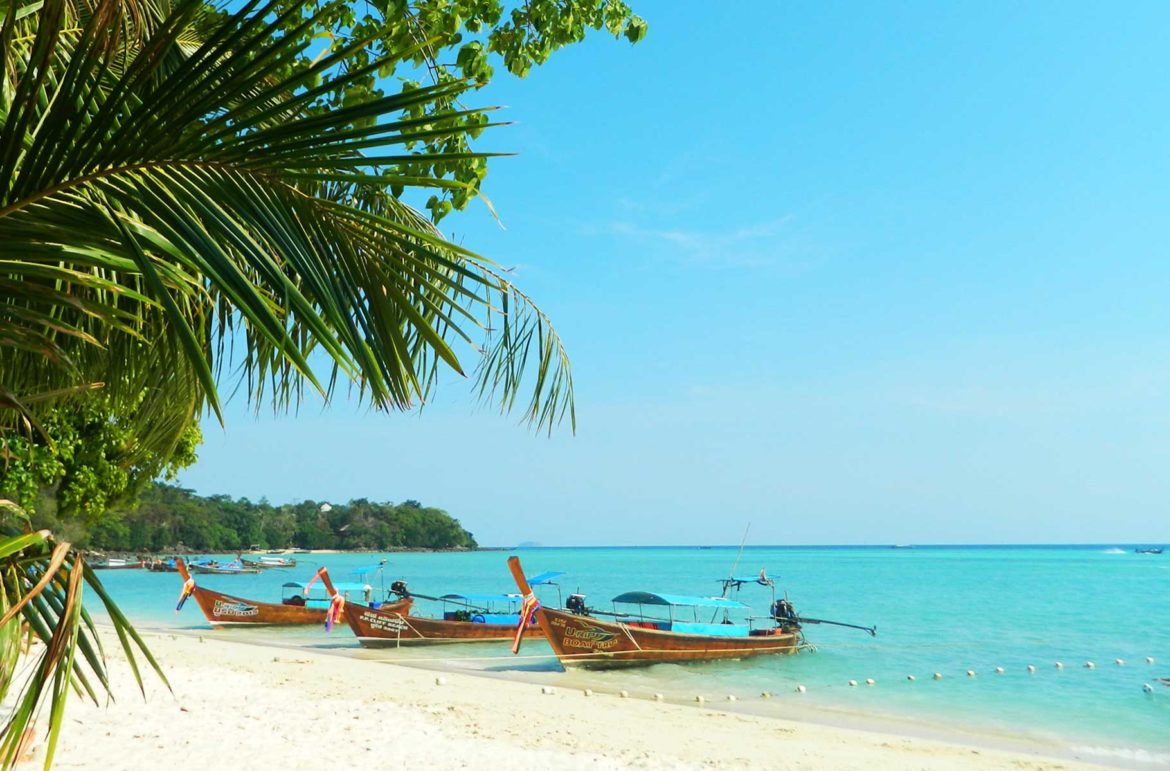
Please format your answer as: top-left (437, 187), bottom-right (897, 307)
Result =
top-left (303, 567), bottom-right (327, 598)
top-left (176, 578), bottom-right (195, 612)
top-left (325, 593), bottom-right (345, 632)
top-left (511, 593), bottom-right (540, 654)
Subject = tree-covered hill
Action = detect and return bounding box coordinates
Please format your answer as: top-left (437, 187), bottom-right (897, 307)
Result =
top-left (89, 484), bottom-right (477, 552)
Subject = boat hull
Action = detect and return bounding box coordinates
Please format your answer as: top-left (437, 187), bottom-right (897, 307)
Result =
top-left (190, 585), bottom-right (326, 625)
top-left (189, 565), bottom-right (262, 575)
top-left (188, 585), bottom-right (412, 626)
top-left (538, 607), bottom-right (801, 669)
top-left (341, 602), bottom-right (545, 647)
top-left (241, 557), bottom-right (297, 569)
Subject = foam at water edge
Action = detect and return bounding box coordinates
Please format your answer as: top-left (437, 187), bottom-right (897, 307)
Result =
top-left (1071, 745), bottom-right (1170, 766)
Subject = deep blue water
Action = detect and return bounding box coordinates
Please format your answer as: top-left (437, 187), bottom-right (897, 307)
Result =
top-left (91, 545), bottom-right (1170, 765)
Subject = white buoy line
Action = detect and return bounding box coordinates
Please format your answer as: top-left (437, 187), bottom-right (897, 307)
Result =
top-left (563, 654), bottom-right (1165, 704)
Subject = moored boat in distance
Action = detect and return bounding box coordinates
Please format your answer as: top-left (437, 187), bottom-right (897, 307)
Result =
top-left (317, 568), bottom-right (562, 646)
top-left (507, 556), bottom-right (874, 669)
top-left (174, 559), bottom-right (411, 626)
top-left (187, 558), bottom-right (262, 575)
top-left (93, 557), bottom-right (146, 570)
top-left (1135, 547), bottom-right (1164, 554)
top-left (146, 556), bottom-right (183, 572)
top-left (240, 555), bottom-right (297, 569)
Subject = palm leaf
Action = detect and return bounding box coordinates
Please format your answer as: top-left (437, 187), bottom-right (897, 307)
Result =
top-left (0, 502), bottom-right (166, 771)
top-left (1, 0), bottom-right (574, 440)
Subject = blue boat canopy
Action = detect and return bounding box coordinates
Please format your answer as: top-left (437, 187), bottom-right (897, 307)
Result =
top-left (439, 592), bottom-right (521, 604)
top-left (725, 574), bottom-right (773, 584)
top-left (283, 581), bottom-right (371, 595)
top-left (611, 591), bottom-right (747, 609)
top-left (525, 571), bottom-right (565, 586)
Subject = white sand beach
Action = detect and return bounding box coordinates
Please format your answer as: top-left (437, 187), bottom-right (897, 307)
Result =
top-left (26, 631), bottom-right (1108, 770)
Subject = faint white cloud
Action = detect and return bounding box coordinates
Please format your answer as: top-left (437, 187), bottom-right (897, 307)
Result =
top-left (602, 216), bottom-right (797, 269)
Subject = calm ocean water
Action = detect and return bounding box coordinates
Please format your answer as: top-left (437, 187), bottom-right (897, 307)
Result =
top-left (91, 546), bottom-right (1170, 766)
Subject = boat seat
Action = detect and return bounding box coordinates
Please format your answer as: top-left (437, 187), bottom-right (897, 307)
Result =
top-left (668, 622), bottom-right (747, 637)
top-left (627, 621), bottom-right (669, 631)
top-left (471, 613), bottom-right (522, 625)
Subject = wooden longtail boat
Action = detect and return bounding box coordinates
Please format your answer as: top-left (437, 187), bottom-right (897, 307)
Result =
top-left (174, 559), bottom-right (411, 626)
top-left (316, 568), bottom-right (560, 647)
top-left (507, 556), bottom-right (874, 669)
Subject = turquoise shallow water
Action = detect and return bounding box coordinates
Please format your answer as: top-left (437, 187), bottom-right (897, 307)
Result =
top-left (91, 546), bottom-right (1170, 765)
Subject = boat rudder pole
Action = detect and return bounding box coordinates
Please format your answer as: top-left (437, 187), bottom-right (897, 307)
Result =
top-left (794, 616), bottom-right (877, 636)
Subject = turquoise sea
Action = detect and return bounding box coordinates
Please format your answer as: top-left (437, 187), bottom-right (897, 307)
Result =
top-left (92, 546), bottom-right (1170, 767)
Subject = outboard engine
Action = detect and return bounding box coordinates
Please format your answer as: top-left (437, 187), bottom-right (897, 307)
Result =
top-left (566, 593), bottom-right (589, 615)
top-left (389, 579), bottom-right (410, 598)
top-left (771, 598), bottom-right (797, 623)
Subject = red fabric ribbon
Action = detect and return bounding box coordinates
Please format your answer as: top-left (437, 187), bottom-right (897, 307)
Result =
top-left (325, 593), bottom-right (345, 632)
top-left (303, 567), bottom-right (327, 598)
top-left (511, 593), bottom-right (540, 654)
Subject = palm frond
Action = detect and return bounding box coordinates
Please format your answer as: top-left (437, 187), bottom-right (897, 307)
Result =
top-left (0, 0), bottom-right (574, 436)
top-left (0, 501), bottom-right (166, 771)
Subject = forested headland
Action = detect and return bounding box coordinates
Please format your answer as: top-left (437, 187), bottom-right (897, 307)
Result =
top-left (89, 484), bottom-right (478, 552)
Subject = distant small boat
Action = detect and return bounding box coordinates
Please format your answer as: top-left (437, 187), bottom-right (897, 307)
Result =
top-left (1135, 547), bottom-right (1164, 555)
top-left (240, 555), bottom-right (297, 569)
top-left (891, 544), bottom-right (914, 549)
top-left (93, 557), bottom-right (145, 570)
top-left (187, 559), bottom-right (261, 575)
top-left (146, 557), bottom-right (182, 572)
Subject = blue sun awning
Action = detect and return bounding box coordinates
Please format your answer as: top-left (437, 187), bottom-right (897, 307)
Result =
top-left (611, 591), bottom-right (746, 609)
top-left (525, 571), bottom-right (565, 586)
top-left (283, 581), bottom-right (370, 595)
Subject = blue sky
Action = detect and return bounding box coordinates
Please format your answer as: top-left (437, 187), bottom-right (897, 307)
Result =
top-left (180, 2), bottom-right (1170, 546)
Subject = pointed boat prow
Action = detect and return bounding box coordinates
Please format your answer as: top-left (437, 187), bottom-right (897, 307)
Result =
top-left (314, 566), bottom-right (338, 597)
top-left (507, 555), bottom-right (555, 652)
top-left (507, 556), bottom-right (530, 594)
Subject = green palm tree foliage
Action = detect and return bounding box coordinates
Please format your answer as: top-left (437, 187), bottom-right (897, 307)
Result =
top-left (0, 0), bottom-right (574, 443)
top-left (1, 502), bottom-right (162, 770)
top-left (1, 0), bottom-right (574, 765)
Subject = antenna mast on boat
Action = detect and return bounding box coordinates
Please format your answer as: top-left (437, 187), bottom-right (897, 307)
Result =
top-left (728, 522), bottom-right (751, 579)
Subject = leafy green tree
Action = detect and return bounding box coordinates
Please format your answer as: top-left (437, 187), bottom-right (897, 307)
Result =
top-left (0, 396), bottom-right (201, 531)
top-left (288, 0), bottom-right (647, 221)
top-left (92, 484), bottom-right (477, 550)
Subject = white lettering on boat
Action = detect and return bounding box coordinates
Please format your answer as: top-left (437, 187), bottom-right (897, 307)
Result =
top-left (363, 611), bottom-right (408, 633)
top-left (561, 623), bottom-right (619, 650)
top-left (212, 600), bottom-right (259, 617)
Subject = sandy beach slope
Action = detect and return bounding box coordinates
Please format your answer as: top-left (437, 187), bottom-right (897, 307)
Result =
top-left (37, 631), bottom-right (1104, 770)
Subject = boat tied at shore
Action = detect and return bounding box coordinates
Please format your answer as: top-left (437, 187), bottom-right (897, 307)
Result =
top-left (173, 559), bottom-right (411, 626)
top-left (507, 556), bottom-right (875, 669)
top-left (187, 558), bottom-right (261, 575)
top-left (92, 557), bottom-right (146, 570)
top-left (240, 554), bottom-right (298, 569)
top-left (316, 567), bottom-right (563, 646)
